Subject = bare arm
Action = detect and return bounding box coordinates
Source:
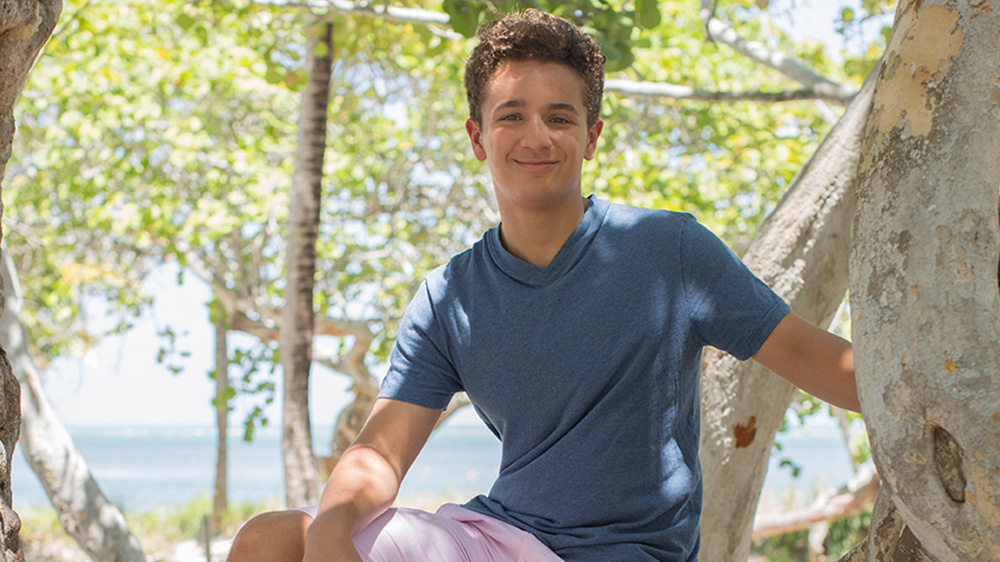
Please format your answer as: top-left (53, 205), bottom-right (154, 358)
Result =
top-left (752, 311), bottom-right (860, 413)
top-left (303, 398), bottom-right (442, 562)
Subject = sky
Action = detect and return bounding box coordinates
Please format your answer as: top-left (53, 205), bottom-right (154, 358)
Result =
top-left (40, 263), bottom-right (333, 428)
top-left (36, 1), bottom-right (876, 430)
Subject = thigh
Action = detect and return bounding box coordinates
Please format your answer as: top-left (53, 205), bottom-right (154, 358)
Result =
top-left (297, 505), bottom-right (564, 562)
top-left (357, 505), bottom-right (566, 562)
top-left (229, 509), bottom-right (311, 562)
top-left (354, 507), bottom-right (496, 562)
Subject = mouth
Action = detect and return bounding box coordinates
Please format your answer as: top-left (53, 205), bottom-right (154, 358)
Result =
top-left (513, 159), bottom-right (558, 171)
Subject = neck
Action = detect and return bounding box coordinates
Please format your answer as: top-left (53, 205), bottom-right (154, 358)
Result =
top-left (497, 195), bottom-right (588, 268)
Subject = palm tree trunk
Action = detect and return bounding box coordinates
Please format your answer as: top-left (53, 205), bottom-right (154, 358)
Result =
top-left (280, 13), bottom-right (333, 508)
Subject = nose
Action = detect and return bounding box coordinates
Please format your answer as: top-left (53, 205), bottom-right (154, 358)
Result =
top-left (520, 115), bottom-right (553, 151)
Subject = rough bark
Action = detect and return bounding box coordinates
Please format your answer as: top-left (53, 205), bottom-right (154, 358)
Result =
top-left (0, 2), bottom-right (61, 560)
top-left (280, 13), bottom-right (333, 508)
top-left (848, 0), bottom-right (1000, 560)
top-left (698, 67), bottom-right (878, 561)
top-left (211, 301), bottom-right (230, 531)
top-left (836, 488), bottom-right (934, 562)
top-left (0, 250), bottom-right (147, 561)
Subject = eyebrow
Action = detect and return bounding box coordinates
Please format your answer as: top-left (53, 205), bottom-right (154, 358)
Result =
top-left (492, 99), bottom-right (581, 115)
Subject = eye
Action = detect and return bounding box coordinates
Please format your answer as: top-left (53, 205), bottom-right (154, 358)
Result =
top-left (499, 113), bottom-right (521, 121)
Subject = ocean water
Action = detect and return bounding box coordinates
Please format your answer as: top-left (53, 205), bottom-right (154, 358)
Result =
top-left (10, 420), bottom-right (858, 514)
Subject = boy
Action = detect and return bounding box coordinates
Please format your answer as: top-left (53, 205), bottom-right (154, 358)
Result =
top-left (228, 9), bottom-right (857, 562)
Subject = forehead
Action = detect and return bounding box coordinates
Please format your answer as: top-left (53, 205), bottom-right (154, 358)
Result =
top-left (483, 60), bottom-right (587, 110)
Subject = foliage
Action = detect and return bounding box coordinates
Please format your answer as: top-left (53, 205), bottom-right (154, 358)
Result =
top-left (310, 14), bottom-right (495, 356)
top-left (441, 0), bottom-right (662, 72)
top-left (125, 493), bottom-right (279, 540)
top-left (19, 495), bottom-right (281, 548)
top-left (5, 0), bottom-right (299, 361)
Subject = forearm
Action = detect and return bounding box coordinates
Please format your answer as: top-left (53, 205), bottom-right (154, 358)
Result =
top-left (792, 330), bottom-right (859, 412)
top-left (303, 444), bottom-right (403, 561)
top-left (753, 312), bottom-right (861, 413)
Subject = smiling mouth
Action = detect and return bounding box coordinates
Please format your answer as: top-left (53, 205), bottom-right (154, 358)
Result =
top-left (514, 159), bottom-right (558, 168)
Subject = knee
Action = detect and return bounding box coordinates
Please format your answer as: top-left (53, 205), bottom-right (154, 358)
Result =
top-left (227, 510), bottom-right (311, 562)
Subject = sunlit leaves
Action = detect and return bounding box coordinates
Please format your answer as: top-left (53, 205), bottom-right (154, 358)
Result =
top-left (439, 0), bottom-right (663, 72)
top-left (580, 2), bottom-right (835, 252)
top-left (7, 0), bottom-right (299, 360)
top-left (442, 0), bottom-right (485, 37)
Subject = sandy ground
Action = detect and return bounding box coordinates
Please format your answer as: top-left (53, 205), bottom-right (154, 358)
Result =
top-left (22, 535), bottom-right (235, 562)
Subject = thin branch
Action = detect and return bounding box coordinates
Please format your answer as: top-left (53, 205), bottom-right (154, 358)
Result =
top-left (325, 0), bottom-right (449, 25)
top-left (254, 0), bottom-right (462, 38)
top-left (605, 78), bottom-right (855, 106)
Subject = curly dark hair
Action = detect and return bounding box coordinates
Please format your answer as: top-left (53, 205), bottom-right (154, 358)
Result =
top-left (464, 9), bottom-right (605, 129)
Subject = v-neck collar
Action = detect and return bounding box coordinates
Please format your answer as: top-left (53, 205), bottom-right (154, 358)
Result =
top-left (486, 195), bottom-right (608, 286)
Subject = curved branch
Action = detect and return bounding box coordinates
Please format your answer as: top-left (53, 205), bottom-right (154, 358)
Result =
top-left (1, 249), bottom-right (148, 561)
top-left (605, 78), bottom-right (855, 106)
top-left (699, 0), bottom-right (856, 100)
top-left (752, 465), bottom-right (879, 539)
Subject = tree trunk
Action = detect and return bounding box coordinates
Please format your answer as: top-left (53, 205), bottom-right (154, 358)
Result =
top-left (211, 300), bottom-right (230, 531)
top-left (836, 487), bottom-right (935, 562)
top-left (698, 66), bottom-right (878, 561)
top-left (280, 14), bottom-right (333, 508)
top-left (324, 332), bottom-right (377, 472)
top-left (848, 0), bottom-right (1000, 560)
top-left (1, 2), bottom-right (61, 561)
top-left (0, 250), bottom-right (148, 561)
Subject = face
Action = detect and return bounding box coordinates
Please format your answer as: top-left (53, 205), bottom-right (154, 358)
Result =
top-left (465, 60), bottom-right (603, 214)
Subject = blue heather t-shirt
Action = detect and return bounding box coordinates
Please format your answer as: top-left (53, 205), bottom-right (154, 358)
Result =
top-left (379, 196), bottom-right (789, 561)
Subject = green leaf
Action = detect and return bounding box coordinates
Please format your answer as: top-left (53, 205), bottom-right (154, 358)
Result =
top-left (636, 0), bottom-right (661, 30)
top-left (443, 0), bottom-right (481, 38)
top-left (176, 12), bottom-right (197, 31)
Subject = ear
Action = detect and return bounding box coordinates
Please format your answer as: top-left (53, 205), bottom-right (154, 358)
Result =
top-left (466, 118), bottom-right (488, 162)
top-left (584, 119), bottom-right (604, 161)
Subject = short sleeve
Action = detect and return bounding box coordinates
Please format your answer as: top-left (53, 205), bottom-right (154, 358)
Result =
top-left (379, 280), bottom-right (463, 410)
top-left (680, 217), bottom-right (790, 360)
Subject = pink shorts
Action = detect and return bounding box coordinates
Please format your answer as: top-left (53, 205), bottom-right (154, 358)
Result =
top-left (295, 504), bottom-right (564, 562)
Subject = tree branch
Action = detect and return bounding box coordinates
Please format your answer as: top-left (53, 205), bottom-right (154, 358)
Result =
top-left (752, 465), bottom-right (879, 539)
top-left (698, 0), bottom-right (855, 100)
top-left (435, 392), bottom-right (472, 430)
top-left (254, 0), bottom-right (462, 38)
top-left (252, 0), bottom-right (855, 105)
top-left (605, 78), bottom-right (855, 106)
